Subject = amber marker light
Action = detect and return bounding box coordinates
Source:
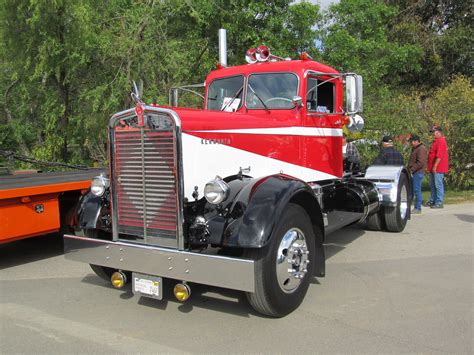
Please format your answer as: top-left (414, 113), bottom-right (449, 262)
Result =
top-left (174, 283), bottom-right (191, 302)
top-left (111, 271), bottom-right (127, 289)
top-left (299, 52), bottom-right (313, 60)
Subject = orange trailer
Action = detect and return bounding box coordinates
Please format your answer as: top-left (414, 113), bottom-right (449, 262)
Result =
top-left (0, 170), bottom-right (102, 243)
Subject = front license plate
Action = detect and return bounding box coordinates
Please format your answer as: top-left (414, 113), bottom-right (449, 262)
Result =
top-left (132, 272), bottom-right (162, 300)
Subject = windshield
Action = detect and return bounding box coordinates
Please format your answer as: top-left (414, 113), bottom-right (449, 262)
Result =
top-left (207, 75), bottom-right (244, 111)
top-left (246, 73), bottom-right (298, 109)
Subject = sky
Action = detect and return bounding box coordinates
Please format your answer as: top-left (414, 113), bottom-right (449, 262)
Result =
top-left (293, 0), bottom-right (339, 10)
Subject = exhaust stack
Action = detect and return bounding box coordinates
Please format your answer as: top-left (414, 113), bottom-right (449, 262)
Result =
top-left (218, 28), bottom-right (227, 67)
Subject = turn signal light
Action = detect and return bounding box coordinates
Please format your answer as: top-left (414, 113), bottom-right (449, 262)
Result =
top-left (174, 283), bottom-right (191, 302)
top-left (111, 271), bottom-right (127, 289)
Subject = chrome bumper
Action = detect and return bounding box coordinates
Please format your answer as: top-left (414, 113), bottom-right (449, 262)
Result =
top-left (64, 234), bottom-right (255, 292)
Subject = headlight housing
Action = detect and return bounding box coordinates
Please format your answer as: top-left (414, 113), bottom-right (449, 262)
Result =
top-left (204, 178), bottom-right (229, 204)
top-left (91, 174), bottom-right (110, 197)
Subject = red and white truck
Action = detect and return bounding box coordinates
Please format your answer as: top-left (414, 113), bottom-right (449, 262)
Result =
top-left (64, 31), bottom-right (411, 317)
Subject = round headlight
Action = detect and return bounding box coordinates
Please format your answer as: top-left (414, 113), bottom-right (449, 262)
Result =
top-left (91, 175), bottom-right (110, 197)
top-left (204, 178), bottom-right (229, 204)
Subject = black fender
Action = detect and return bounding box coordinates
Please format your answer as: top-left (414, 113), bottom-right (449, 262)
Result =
top-left (221, 174), bottom-right (326, 276)
top-left (72, 191), bottom-right (108, 230)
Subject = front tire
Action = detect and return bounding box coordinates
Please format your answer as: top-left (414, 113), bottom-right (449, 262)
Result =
top-left (384, 173), bottom-right (410, 232)
top-left (244, 203), bottom-right (317, 317)
top-left (83, 229), bottom-right (117, 281)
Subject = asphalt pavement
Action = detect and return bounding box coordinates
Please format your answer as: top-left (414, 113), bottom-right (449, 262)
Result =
top-left (1, 203), bottom-right (473, 354)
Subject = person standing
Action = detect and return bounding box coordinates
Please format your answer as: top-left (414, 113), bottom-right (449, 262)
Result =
top-left (408, 134), bottom-right (428, 214)
top-left (373, 136), bottom-right (404, 165)
top-left (426, 125), bottom-right (449, 208)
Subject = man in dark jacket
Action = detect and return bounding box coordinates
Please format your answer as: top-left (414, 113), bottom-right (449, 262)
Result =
top-left (408, 134), bottom-right (428, 214)
top-left (373, 136), bottom-right (404, 165)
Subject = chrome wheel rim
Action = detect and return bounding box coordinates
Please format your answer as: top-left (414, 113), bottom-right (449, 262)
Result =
top-left (276, 228), bottom-right (309, 293)
top-left (400, 184), bottom-right (408, 219)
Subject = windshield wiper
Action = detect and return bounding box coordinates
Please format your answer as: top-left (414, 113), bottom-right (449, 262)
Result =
top-left (221, 86), bottom-right (243, 111)
top-left (248, 84), bottom-right (270, 112)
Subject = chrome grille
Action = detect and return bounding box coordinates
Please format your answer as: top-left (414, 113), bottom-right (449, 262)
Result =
top-left (113, 125), bottom-right (178, 247)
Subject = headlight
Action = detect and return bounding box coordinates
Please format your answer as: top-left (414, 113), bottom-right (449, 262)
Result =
top-left (204, 178), bottom-right (229, 204)
top-left (91, 174), bottom-right (110, 197)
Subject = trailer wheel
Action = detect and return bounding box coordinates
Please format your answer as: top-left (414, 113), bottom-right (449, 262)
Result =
top-left (83, 229), bottom-right (117, 281)
top-left (244, 203), bottom-right (316, 317)
top-left (366, 211), bottom-right (384, 231)
top-left (384, 173), bottom-right (410, 232)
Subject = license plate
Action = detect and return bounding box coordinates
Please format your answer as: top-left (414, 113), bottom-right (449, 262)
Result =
top-left (132, 273), bottom-right (162, 300)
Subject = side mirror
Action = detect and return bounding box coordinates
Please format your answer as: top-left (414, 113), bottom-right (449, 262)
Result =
top-left (292, 95), bottom-right (303, 107)
top-left (345, 75), bottom-right (363, 114)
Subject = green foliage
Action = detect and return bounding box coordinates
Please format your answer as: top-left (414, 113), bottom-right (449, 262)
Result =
top-left (321, 0), bottom-right (423, 89)
top-left (424, 76), bottom-right (474, 189)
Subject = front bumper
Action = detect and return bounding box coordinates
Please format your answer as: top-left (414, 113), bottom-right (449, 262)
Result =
top-left (64, 234), bottom-right (255, 293)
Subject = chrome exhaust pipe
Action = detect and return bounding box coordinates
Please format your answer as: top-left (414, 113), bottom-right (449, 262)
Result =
top-left (218, 28), bottom-right (227, 67)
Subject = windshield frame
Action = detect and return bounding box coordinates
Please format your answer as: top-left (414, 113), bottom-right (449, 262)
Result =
top-left (245, 72), bottom-right (300, 111)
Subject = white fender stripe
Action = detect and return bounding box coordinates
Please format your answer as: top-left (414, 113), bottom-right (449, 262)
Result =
top-left (191, 127), bottom-right (343, 137)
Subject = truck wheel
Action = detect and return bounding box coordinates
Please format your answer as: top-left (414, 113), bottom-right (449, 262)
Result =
top-left (244, 203), bottom-right (316, 317)
top-left (83, 229), bottom-right (117, 281)
top-left (90, 264), bottom-right (115, 281)
top-left (366, 211), bottom-right (384, 231)
top-left (384, 173), bottom-right (410, 232)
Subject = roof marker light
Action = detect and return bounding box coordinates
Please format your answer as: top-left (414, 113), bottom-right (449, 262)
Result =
top-left (299, 52), bottom-right (313, 60)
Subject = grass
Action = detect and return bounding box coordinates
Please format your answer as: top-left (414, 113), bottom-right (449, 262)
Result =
top-left (420, 181), bottom-right (474, 205)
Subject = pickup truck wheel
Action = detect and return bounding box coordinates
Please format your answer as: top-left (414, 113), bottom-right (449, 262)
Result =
top-left (384, 173), bottom-right (410, 232)
top-left (83, 229), bottom-right (118, 282)
top-left (244, 203), bottom-right (316, 317)
top-left (366, 211), bottom-right (384, 231)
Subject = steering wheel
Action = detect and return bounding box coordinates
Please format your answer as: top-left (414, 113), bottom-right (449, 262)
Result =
top-left (264, 97), bottom-right (293, 105)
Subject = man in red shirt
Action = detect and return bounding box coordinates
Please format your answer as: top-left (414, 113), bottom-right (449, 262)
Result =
top-left (426, 125), bottom-right (449, 208)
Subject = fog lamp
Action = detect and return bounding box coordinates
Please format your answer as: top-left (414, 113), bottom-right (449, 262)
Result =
top-left (204, 178), bottom-right (229, 204)
top-left (174, 283), bottom-right (191, 302)
top-left (111, 271), bottom-right (127, 289)
top-left (91, 174), bottom-right (110, 197)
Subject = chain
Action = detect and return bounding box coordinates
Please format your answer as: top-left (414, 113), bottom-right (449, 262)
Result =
top-left (0, 150), bottom-right (90, 170)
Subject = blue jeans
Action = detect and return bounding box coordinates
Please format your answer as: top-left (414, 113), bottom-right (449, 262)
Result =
top-left (412, 171), bottom-right (424, 210)
top-left (429, 173), bottom-right (445, 205)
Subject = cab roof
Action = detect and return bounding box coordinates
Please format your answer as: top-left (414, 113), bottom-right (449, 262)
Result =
top-left (206, 59), bottom-right (341, 83)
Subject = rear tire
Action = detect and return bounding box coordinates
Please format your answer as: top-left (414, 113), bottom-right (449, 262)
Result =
top-left (384, 173), bottom-right (410, 232)
top-left (244, 203), bottom-right (317, 317)
top-left (366, 211), bottom-right (384, 231)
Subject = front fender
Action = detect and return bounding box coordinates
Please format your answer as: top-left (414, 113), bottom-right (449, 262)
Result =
top-left (222, 174), bottom-right (320, 248)
top-left (74, 191), bottom-right (108, 230)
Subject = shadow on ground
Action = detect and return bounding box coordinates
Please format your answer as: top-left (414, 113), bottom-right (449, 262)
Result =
top-left (81, 274), bottom-right (258, 318)
top-left (324, 223), bottom-right (367, 260)
top-left (454, 214), bottom-right (474, 223)
top-left (0, 233), bottom-right (64, 270)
